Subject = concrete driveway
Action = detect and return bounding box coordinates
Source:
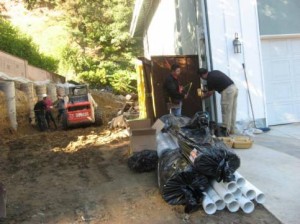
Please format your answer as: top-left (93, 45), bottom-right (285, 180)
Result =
top-left (235, 123), bottom-right (300, 224)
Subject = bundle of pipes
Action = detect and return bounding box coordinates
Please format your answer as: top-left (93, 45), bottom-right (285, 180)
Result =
top-left (202, 171), bottom-right (265, 214)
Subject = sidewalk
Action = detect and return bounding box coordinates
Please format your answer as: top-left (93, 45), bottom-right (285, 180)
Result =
top-left (235, 123), bottom-right (300, 224)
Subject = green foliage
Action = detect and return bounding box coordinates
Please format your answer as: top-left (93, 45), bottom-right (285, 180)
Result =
top-left (8, 0), bottom-right (143, 93)
top-left (107, 70), bottom-right (137, 94)
top-left (56, 0), bottom-right (140, 93)
top-left (0, 18), bottom-right (58, 72)
top-left (24, 0), bottom-right (58, 9)
top-left (78, 68), bottom-right (107, 88)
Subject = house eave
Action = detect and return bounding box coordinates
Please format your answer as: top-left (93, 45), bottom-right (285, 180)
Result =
top-left (130, 0), bottom-right (152, 37)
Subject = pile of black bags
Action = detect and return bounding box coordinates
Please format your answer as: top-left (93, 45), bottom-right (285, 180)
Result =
top-left (127, 112), bottom-right (241, 213)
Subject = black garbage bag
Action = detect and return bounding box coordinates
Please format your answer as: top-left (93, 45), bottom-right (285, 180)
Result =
top-left (159, 114), bottom-right (191, 132)
top-left (193, 144), bottom-right (240, 182)
top-left (158, 149), bottom-right (209, 213)
top-left (185, 111), bottom-right (210, 129)
top-left (178, 127), bottom-right (214, 146)
top-left (128, 150), bottom-right (158, 172)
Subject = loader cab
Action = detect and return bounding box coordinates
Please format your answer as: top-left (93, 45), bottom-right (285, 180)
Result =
top-left (68, 85), bottom-right (89, 103)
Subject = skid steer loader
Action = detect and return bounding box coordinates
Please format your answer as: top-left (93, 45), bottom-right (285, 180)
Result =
top-left (61, 84), bottom-right (102, 129)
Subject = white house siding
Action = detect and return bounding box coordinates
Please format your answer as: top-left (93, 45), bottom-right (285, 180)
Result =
top-left (177, 1), bottom-right (198, 55)
top-left (144, 0), bottom-right (199, 58)
top-left (144, 0), bottom-right (177, 58)
top-left (206, 0), bottom-right (266, 125)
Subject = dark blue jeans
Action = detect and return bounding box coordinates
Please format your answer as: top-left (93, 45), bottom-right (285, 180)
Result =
top-left (169, 102), bottom-right (182, 116)
top-left (35, 112), bottom-right (47, 131)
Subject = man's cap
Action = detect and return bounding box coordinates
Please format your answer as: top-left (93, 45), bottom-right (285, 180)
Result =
top-left (42, 93), bottom-right (47, 98)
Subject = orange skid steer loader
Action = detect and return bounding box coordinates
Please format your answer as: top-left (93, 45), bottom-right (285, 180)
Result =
top-left (61, 84), bottom-right (102, 129)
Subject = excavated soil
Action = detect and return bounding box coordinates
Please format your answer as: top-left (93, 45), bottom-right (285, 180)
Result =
top-left (0, 90), bottom-right (281, 224)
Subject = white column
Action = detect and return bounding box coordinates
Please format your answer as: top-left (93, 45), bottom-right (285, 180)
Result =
top-left (0, 81), bottom-right (17, 130)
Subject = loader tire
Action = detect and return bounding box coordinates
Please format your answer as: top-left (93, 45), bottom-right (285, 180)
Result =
top-left (94, 107), bottom-right (103, 126)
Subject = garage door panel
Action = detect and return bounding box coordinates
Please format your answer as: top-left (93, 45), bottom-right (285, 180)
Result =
top-left (294, 82), bottom-right (300, 97)
top-left (290, 39), bottom-right (300, 54)
top-left (268, 60), bottom-right (291, 81)
top-left (267, 103), bottom-right (298, 125)
top-left (295, 102), bottom-right (300, 116)
top-left (262, 38), bottom-right (300, 125)
top-left (268, 40), bottom-right (289, 57)
top-left (292, 59), bottom-right (300, 80)
top-left (261, 42), bottom-right (270, 57)
top-left (268, 82), bottom-right (292, 101)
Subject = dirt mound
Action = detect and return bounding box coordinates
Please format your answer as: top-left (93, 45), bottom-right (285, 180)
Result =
top-left (91, 90), bottom-right (125, 124)
top-left (0, 90), bottom-right (10, 140)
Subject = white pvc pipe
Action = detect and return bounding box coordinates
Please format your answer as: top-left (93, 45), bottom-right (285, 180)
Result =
top-left (202, 193), bottom-right (217, 215)
top-left (240, 185), bottom-right (256, 200)
top-left (206, 186), bottom-right (226, 210)
top-left (244, 180), bottom-right (266, 204)
top-left (233, 172), bottom-right (265, 204)
top-left (211, 180), bottom-right (234, 203)
top-left (232, 188), bottom-right (242, 199)
top-left (0, 81), bottom-right (17, 130)
top-left (226, 200), bottom-right (239, 212)
top-left (238, 196), bottom-right (255, 214)
top-left (221, 181), bottom-right (238, 193)
top-left (234, 171), bottom-right (246, 187)
top-left (255, 190), bottom-right (266, 204)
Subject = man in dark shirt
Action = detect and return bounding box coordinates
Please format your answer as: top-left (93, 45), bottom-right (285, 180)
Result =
top-left (163, 64), bottom-right (187, 116)
top-left (43, 94), bottom-right (57, 129)
top-left (198, 68), bottom-right (238, 135)
top-left (34, 98), bottom-right (48, 131)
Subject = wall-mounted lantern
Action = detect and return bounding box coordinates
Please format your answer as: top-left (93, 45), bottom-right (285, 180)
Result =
top-left (233, 33), bottom-right (242, 54)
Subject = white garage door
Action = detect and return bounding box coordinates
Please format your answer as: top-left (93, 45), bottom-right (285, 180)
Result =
top-left (261, 37), bottom-right (300, 125)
